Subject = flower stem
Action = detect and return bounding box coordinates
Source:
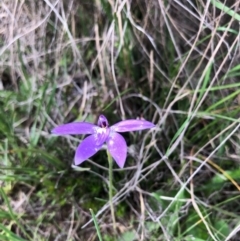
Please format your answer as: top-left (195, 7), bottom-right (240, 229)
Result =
top-left (107, 150), bottom-right (116, 233)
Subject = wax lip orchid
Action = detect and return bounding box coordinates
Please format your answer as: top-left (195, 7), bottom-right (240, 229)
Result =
top-left (51, 115), bottom-right (155, 168)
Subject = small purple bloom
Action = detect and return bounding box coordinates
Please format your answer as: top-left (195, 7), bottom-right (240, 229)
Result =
top-left (52, 115), bottom-right (155, 168)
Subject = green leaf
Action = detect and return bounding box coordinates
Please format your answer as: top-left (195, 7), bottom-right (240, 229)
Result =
top-left (0, 224), bottom-right (28, 241)
top-left (210, 0), bottom-right (240, 21)
top-left (117, 231), bottom-right (137, 241)
top-left (214, 220), bottom-right (230, 239)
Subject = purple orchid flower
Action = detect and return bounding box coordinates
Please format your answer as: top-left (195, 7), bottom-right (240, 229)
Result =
top-left (51, 115), bottom-right (155, 168)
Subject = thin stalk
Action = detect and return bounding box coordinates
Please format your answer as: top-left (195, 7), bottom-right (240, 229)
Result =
top-left (90, 208), bottom-right (103, 241)
top-left (107, 150), bottom-right (116, 233)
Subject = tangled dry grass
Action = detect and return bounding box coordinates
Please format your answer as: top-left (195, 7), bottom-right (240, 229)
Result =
top-left (1, 0), bottom-right (240, 240)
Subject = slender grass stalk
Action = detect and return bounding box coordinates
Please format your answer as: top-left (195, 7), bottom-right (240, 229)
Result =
top-left (107, 150), bottom-right (116, 233)
top-left (90, 208), bottom-right (103, 241)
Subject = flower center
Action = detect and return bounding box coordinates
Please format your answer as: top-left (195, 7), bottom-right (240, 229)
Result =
top-left (96, 127), bottom-right (107, 134)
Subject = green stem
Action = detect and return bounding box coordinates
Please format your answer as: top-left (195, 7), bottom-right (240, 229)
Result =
top-left (90, 208), bottom-right (103, 241)
top-left (107, 150), bottom-right (116, 233)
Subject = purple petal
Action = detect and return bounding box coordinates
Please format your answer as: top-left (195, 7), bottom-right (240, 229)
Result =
top-left (74, 134), bottom-right (103, 165)
top-left (51, 122), bottom-right (97, 135)
top-left (107, 132), bottom-right (127, 168)
top-left (97, 115), bottom-right (109, 128)
top-left (111, 119), bottom-right (155, 133)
